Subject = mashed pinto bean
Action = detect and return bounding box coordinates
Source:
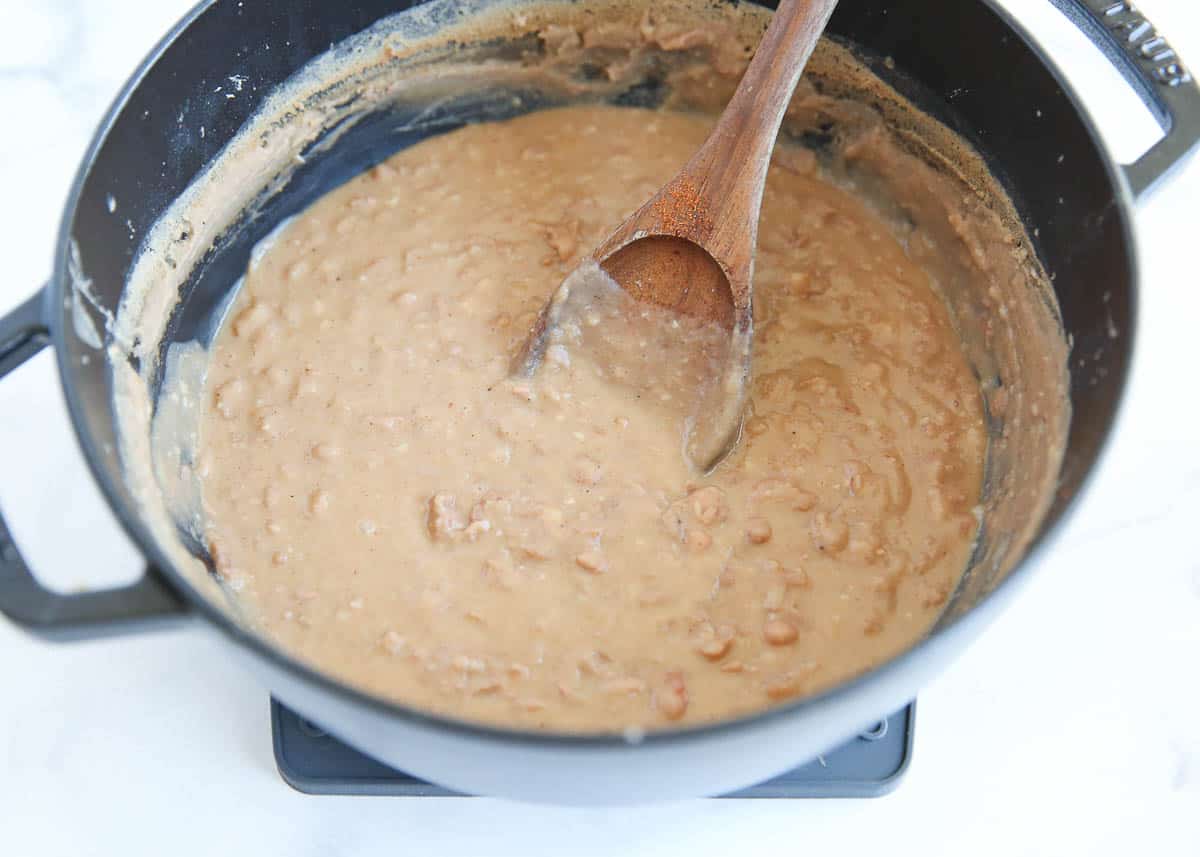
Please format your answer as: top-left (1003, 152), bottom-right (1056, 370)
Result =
top-left (199, 105), bottom-right (985, 731)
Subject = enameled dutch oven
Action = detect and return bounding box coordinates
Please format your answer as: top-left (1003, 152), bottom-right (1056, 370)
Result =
top-left (1, 0), bottom-right (1197, 803)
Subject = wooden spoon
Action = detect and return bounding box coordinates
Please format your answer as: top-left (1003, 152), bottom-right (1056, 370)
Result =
top-left (515, 0), bottom-right (840, 471)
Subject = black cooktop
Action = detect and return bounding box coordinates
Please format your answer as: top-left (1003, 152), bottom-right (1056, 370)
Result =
top-left (271, 698), bottom-right (914, 798)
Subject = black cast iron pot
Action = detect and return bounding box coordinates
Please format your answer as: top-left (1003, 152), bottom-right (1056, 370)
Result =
top-left (0, 0), bottom-right (1196, 803)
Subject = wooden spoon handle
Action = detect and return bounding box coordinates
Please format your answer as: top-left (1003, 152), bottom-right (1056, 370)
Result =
top-left (697, 0), bottom-right (838, 207)
top-left (684, 0), bottom-right (839, 287)
top-left (594, 0), bottom-right (838, 309)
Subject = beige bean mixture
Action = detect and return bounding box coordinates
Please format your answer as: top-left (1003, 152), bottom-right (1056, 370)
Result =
top-left (200, 105), bottom-right (985, 731)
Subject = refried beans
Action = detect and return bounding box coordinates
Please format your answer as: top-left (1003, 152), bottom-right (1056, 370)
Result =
top-left (198, 104), bottom-right (986, 731)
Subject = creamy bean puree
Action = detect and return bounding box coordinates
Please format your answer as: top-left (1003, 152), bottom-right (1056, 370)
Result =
top-left (199, 104), bottom-right (986, 730)
top-left (100, 0), bottom-right (1066, 737)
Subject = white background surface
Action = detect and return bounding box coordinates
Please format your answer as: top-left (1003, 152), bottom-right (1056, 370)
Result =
top-left (1, 0), bottom-right (1198, 853)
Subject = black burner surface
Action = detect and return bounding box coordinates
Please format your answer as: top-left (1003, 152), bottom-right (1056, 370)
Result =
top-left (271, 699), bottom-right (914, 798)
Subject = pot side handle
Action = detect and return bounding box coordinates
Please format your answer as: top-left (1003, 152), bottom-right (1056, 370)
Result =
top-left (0, 288), bottom-right (188, 641)
top-left (1052, 0), bottom-right (1200, 200)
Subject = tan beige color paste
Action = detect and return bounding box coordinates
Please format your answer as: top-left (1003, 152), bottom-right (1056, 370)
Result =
top-left (199, 105), bottom-right (986, 731)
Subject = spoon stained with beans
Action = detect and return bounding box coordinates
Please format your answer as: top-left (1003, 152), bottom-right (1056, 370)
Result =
top-left (514, 0), bottom-right (840, 472)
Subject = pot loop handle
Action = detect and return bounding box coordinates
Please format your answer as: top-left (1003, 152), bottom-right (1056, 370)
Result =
top-left (0, 287), bottom-right (187, 640)
top-left (1053, 0), bottom-right (1200, 200)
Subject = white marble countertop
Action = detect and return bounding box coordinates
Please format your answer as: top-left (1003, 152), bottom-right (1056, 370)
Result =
top-left (1, 0), bottom-right (1197, 853)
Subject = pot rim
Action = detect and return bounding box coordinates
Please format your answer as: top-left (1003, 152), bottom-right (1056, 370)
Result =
top-left (46, 0), bottom-right (1139, 750)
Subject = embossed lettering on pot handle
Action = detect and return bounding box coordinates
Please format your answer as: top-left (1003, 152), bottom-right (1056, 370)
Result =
top-left (0, 288), bottom-right (188, 640)
top-left (1053, 0), bottom-right (1200, 199)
